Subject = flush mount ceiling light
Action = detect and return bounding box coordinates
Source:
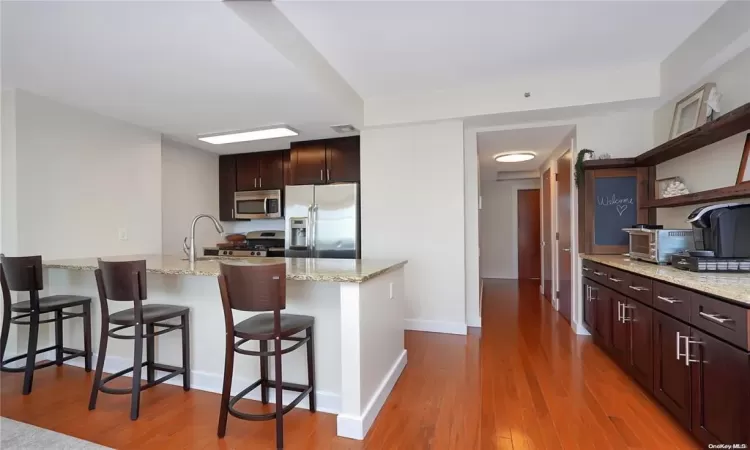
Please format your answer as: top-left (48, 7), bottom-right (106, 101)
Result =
top-left (198, 125), bottom-right (298, 145)
top-left (494, 151), bottom-right (536, 163)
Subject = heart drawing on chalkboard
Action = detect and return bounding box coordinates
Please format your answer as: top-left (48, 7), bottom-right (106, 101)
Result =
top-left (616, 204), bottom-right (628, 216)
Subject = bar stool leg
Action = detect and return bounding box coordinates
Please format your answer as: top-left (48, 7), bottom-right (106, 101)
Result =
top-left (89, 320), bottom-right (109, 410)
top-left (306, 326), bottom-right (316, 413)
top-left (274, 337), bottom-right (284, 450)
top-left (217, 335), bottom-right (235, 438)
top-left (55, 310), bottom-right (63, 366)
top-left (83, 303), bottom-right (92, 372)
top-left (130, 322), bottom-right (143, 420)
top-left (181, 313), bottom-right (190, 391)
top-left (22, 312), bottom-right (40, 395)
top-left (0, 303), bottom-right (10, 364)
top-left (260, 340), bottom-right (269, 404)
top-left (146, 324), bottom-right (155, 384)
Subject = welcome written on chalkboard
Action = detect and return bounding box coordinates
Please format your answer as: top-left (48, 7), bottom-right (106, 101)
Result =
top-left (597, 194), bottom-right (634, 217)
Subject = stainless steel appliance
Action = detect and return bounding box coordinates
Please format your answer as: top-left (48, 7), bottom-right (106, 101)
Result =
top-left (284, 183), bottom-right (359, 259)
top-left (204, 230), bottom-right (285, 257)
top-left (623, 225), bottom-right (692, 264)
top-left (687, 203), bottom-right (750, 258)
top-left (234, 190), bottom-right (282, 220)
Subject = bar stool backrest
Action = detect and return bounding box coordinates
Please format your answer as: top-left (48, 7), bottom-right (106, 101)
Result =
top-left (95, 260), bottom-right (148, 302)
top-left (0, 255), bottom-right (43, 293)
top-left (218, 262), bottom-right (286, 312)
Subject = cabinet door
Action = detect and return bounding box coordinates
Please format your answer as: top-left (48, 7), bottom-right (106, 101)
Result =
top-left (236, 153), bottom-right (260, 191)
top-left (690, 329), bottom-right (750, 447)
top-left (593, 285), bottom-right (612, 350)
top-left (290, 142), bottom-right (326, 185)
top-left (325, 136), bottom-right (360, 183)
top-left (257, 151), bottom-right (284, 190)
top-left (582, 279), bottom-right (597, 333)
top-left (627, 299), bottom-right (653, 391)
top-left (610, 291), bottom-right (630, 368)
top-left (652, 310), bottom-right (691, 428)
top-left (219, 155), bottom-right (237, 221)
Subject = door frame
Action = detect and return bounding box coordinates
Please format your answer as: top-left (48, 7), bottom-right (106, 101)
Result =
top-left (542, 169), bottom-right (553, 302)
top-left (556, 150), bottom-right (573, 322)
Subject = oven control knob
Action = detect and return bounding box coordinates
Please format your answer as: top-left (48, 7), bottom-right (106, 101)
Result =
top-left (251, 251), bottom-right (256, 256)
top-left (228, 251), bottom-right (233, 256)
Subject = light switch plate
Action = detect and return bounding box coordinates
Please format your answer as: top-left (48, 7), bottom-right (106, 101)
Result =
top-left (118, 228), bottom-right (128, 241)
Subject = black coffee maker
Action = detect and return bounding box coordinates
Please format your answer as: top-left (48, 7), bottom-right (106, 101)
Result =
top-left (687, 203), bottom-right (750, 258)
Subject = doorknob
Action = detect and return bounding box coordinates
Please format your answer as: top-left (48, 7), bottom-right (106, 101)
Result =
top-left (563, 248), bottom-right (570, 252)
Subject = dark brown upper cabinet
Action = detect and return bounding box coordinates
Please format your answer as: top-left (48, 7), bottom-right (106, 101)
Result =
top-left (236, 151), bottom-right (284, 191)
top-left (219, 155), bottom-right (237, 221)
top-left (289, 137), bottom-right (360, 185)
top-left (326, 136), bottom-right (360, 183)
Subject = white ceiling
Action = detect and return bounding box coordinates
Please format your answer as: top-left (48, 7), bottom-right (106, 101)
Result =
top-left (477, 125), bottom-right (574, 181)
top-left (276, 0), bottom-right (723, 98)
top-left (1, 1), bottom-right (358, 154)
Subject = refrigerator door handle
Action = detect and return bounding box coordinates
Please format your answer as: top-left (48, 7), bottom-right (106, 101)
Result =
top-left (307, 205), bottom-right (313, 249)
top-left (312, 204), bottom-right (319, 255)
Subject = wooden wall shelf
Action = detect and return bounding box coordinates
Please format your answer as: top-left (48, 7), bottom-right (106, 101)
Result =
top-left (582, 158), bottom-right (636, 170)
top-left (643, 184), bottom-right (750, 208)
top-left (636, 102), bottom-right (750, 166)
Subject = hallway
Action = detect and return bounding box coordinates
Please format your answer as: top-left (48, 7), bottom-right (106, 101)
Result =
top-left (1, 280), bottom-right (696, 449)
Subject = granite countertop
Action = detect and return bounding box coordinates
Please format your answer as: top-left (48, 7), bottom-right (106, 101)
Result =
top-left (43, 255), bottom-right (408, 284)
top-left (581, 254), bottom-right (750, 306)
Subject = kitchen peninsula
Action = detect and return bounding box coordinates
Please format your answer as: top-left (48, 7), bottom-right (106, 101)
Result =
top-left (42, 255), bottom-right (408, 441)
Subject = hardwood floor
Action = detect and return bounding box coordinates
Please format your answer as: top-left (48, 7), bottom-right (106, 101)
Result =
top-left (1, 280), bottom-right (697, 449)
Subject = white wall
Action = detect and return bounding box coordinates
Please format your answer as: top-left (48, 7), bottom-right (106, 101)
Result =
top-left (161, 138), bottom-right (221, 255)
top-left (361, 120), bottom-right (467, 335)
top-left (12, 90), bottom-right (162, 259)
top-left (479, 178), bottom-right (540, 279)
top-left (654, 47), bottom-right (750, 228)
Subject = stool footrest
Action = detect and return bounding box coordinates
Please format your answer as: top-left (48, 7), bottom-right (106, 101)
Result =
top-left (97, 361), bottom-right (186, 395)
top-left (227, 379), bottom-right (313, 421)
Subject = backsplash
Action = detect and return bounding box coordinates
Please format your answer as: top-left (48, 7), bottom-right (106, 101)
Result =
top-left (221, 219), bottom-right (285, 235)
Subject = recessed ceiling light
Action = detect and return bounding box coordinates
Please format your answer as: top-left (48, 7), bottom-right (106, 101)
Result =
top-left (494, 151), bottom-right (536, 163)
top-left (198, 125), bottom-right (298, 145)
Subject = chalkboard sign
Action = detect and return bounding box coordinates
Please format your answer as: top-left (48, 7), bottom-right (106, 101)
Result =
top-left (594, 176), bottom-right (637, 246)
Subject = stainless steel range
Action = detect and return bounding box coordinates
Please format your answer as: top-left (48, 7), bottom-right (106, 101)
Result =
top-left (203, 230), bottom-right (285, 258)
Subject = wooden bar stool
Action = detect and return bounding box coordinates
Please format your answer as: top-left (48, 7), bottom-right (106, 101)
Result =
top-left (0, 254), bottom-right (92, 395)
top-left (88, 259), bottom-right (191, 420)
top-left (217, 261), bottom-right (316, 450)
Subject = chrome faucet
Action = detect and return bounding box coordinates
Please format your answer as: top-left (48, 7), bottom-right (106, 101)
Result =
top-left (183, 214), bottom-right (224, 264)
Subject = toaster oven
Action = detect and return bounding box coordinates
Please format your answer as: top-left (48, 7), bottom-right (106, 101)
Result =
top-left (623, 227), bottom-right (692, 264)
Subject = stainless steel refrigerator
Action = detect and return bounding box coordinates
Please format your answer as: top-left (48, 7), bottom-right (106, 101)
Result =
top-left (284, 183), bottom-right (360, 259)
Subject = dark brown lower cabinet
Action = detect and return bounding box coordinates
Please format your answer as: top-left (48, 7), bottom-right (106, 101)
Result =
top-left (593, 284), bottom-right (612, 349)
top-left (627, 299), bottom-right (653, 391)
top-left (653, 310), bottom-right (692, 428)
top-left (689, 329), bottom-right (750, 447)
top-left (582, 279), bottom-right (597, 332)
top-left (610, 290), bottom-right (629, 368)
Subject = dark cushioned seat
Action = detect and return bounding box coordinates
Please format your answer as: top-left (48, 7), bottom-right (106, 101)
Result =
top-left (235, 313), bottom-right (314, 340)
top-left (109, 304), bottom-right (189, 325)
top-left (11, 294), bottom-right (91, 313)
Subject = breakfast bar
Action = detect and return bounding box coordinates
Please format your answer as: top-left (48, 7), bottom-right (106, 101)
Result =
top-left (40, 255), bottom-right (408, 440)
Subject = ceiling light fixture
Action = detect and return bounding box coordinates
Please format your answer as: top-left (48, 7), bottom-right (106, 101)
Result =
top-left (198, 125), bottom-right (298, 145)
top-left (494, 151), bottom-right (536, 163)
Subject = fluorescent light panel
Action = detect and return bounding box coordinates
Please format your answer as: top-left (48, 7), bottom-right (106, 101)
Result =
top-left (199, 126), bottom-right (298, 145)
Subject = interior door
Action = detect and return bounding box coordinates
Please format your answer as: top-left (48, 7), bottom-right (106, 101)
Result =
top-left (627, 299), bottom-right (653, 391)
top-left (325, 136), bottom-right (360, 183)
top-left (653, 310), bottom-right (691, 428)
top-left (542, 169), bottom-right (552, 301)
top-left (517, 189), bottom-right (541, 280)
top-left (690, 329), bottom-right (750, 447)
top-left (557, 151), bottom-right (572, 321)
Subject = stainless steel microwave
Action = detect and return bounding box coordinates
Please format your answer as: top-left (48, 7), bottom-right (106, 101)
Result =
top-left (234, 190), bottom-right (282, 219)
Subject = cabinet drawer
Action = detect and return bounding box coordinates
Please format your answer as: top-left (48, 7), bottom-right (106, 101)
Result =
top-left (653, 281), bottom-right (691, 323)
top-left (582, 259), bottom-right (598, 279)
top-left (603, 266), bottom-right (629, 294)
top-left (624, 272), bottom-right (653, 306)
top-left (690, 293), bottom-right (750, 351)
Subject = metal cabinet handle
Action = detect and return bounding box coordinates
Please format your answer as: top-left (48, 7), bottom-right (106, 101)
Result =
top-left (609, 277), bottom-right (623, 283)
top-left (628, 285), bottom-right (649, 292)
top-left (685, 338), bottom-right (702, 366)
top-left (698, 311), bottom-right (733, 324)
top-left (231, 208), bottom-right (234, 219)
top-left (676, 332), bottom-right (684, 360)
top-left (582, 267), bottom-right (591, 272)
top-left (617, 301), bottom-right (622, 323)
top-left (593, 271), bottom-right (605, 276)
top-left (254, 178), bottom-right (257, 188)
top-left (657, 295), bottom-right (681, 304)
top-left (259, 177), bottom-right (262, 188)
top-left (320, 169), bottom-right (324, 181)
top-left (622, 304), bottom-right (633, 322)
top-left (327, 169), bottom-right (330, 181)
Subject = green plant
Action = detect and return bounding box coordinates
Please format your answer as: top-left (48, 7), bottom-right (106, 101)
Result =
top-left (575, 149), bottom-right (594, 189)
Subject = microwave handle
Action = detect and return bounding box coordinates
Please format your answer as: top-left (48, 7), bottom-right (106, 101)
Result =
top-left (263, 198), bottom-right (268, 215)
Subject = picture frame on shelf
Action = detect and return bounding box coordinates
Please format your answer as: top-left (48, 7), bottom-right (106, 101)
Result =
top-left (737, 134), bottom-right (750, 185)
top-left (669, 82), bottom-right (715, 139)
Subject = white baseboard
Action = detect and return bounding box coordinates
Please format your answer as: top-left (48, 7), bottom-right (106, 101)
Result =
top-left (467, 315), bottom-right (482, 328)
top-left (404, 319), bottom-right (467, 335)
top-left (64, 353), bottom-right (340, 414)
top-left (337, 349), bottom-right (407, 440)
top-left (572, 321), bottom-right (591, 336)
